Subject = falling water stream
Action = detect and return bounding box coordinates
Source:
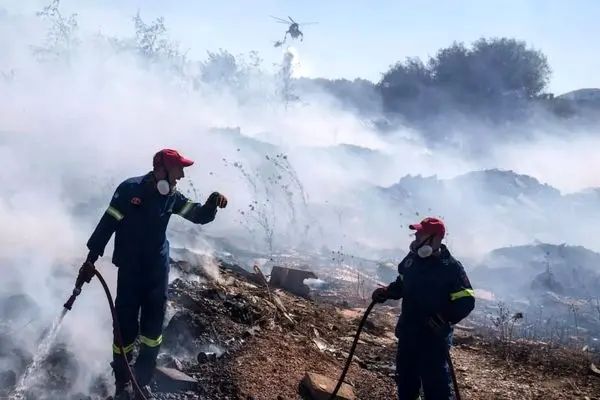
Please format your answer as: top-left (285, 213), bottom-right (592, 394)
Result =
top-left (8, 308), bottom-right (68, 399)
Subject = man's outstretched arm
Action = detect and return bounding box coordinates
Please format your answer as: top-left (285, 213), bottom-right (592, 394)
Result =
top-left (173, 191), bottom-right (227, 225)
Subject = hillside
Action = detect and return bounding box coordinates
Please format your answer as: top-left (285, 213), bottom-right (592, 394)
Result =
top-left (558, 88), bottom-right (600, 102)
top-left (2, 3), bottom-right (600, 400)
top-left (381, 169), bottom-right (566, 212)
top-left (377, 169), bottom-right (600, 252)
top-left (471, 243), bottom-right (600, 297)
top-left (3, 256), bottom-right (599, 399)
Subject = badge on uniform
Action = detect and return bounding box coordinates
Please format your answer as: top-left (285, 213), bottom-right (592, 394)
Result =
top-left (131, 197), bottom-right (142, 205)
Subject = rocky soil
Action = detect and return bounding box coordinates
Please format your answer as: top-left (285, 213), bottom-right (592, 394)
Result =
top-left (0, 258), bottom-right (599, 400)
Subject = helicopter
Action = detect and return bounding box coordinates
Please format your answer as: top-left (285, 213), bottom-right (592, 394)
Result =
top-left (270, 15), bottom-right (317, 47)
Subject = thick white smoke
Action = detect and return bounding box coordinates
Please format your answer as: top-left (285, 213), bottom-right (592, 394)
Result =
top-left (1, 1), bottom-right (600, 397)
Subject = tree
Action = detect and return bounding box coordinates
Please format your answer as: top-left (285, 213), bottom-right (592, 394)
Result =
top-left (306, 78), bottom-right (379, 114)
top-left (465, 38), bottom-right (551, 99)
top-left (131, 12), bottom-right (184, 63)
top-left (379, 37), bottom-right (552, 116)
top-left (199, 49), bottom-right (239, 85)
top-left (32, 0), bottom-right (80, 63)
top-left (377, 57), bottom-right (433, 113)
top-left (101, 11), bottom-right (187, 75)
top-left (428, 42), bottom-right (475, 103)
top-left (429, 37), bottom-right (551, 108)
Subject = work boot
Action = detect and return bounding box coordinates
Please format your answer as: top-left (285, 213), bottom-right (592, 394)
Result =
top-left (111, 359), bottom-right (132, 396)
top-left (134, 385), bottom-right (154, 400)
top-left (113, 382), bottom-right (132, 400)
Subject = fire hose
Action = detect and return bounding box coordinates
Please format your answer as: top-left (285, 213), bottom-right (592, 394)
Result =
top-left (446, 342), bottom-right (461, 400)
top-left (63, 269), bottom-right (148, 400)
top-left (65, 271), bottom-right (459, 400)
top-left (328, 301), bottom-right (376, 400)
top-left (329, 301), bottom-right (462, 400)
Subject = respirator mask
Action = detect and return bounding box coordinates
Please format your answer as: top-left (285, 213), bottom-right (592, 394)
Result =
top-left (156, 179), bottom-right (171, 196)
top-left (156, 155), bottom-right (172, 196)
top-left (412, 235), bottom-right (434, 258)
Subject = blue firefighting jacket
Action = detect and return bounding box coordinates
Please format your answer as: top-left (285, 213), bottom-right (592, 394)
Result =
top-left (386, 244), bottom-right (475, 339)
top-left (86, 173), bottom-right (217, 280)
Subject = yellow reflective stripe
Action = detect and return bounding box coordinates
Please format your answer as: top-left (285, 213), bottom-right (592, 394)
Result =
top-left (140, 335), bottom-right (163, 348)
top-left (178, 200), bottom-right (193, 216)
top-left (112, 342), bottom-right (135, 354)
top-left (450, 288), bottom-right (474, 301)
top-left (106, 206), bottom-right (124, 221)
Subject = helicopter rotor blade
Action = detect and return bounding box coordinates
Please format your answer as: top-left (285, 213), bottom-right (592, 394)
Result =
top-left (288, 16), bottom-right (296, 23)
top-left (270, 15), bottom-right (291, 23)
top-left (275, 21), bottom-right (291, 25)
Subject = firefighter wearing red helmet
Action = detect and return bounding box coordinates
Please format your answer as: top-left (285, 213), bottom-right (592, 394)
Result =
top-left (81, 149), bottom-right (227, 399)
top-left (372, 217), bottom-right (475, 400)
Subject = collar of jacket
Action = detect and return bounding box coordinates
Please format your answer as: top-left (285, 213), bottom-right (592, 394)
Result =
top-left (141, 172), bottom-right (160, 197)
top-left (438, 244), bottom-right (451, 258)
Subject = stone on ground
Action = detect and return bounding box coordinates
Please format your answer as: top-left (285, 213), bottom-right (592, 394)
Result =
top-left (301, 371), bottom-right (356, 400)
top-left (154, 366), bottom-right (197, 392)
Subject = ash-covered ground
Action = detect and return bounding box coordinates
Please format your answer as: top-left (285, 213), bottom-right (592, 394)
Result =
top-left (0, 254), bottom-right (394, 400)
top-left (1, 251), bottom-right (599, 400)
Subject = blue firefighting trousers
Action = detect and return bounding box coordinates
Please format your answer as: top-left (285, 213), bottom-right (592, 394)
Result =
top-left (111, 268), bottom-right (167, 387)
top-left (395, 330), bottom-right (454, 400)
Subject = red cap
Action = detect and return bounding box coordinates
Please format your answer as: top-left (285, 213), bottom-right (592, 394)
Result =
top-left (153, 149), bottom-right (194, 168)
top-left (409, 217), bottom-right (446, 238)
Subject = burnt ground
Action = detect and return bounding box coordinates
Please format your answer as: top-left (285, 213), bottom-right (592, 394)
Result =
top-left (153, 262), bottom-right (600, 400)
top-left (1, 260), bottom-right (600, 399)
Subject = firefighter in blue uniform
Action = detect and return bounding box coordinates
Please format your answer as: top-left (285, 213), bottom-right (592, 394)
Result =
top-left (372, 217), bottom-right (475, 400)
top-left (81, 149), bottom-right (228, 399)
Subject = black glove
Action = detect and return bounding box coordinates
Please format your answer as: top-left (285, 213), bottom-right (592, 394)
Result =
top-left (372, 287), bottom-right (390, 304)
top-left (206, 192), bottom-right (228, 209)
top-left (75, 260), bottom-right (96, 288)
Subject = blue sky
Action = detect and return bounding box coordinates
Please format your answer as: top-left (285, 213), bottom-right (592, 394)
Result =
top-left (4, 0), bottom-right (599, 94)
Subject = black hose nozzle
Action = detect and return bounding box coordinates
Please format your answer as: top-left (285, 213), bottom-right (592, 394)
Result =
top-left (64, 261), bottom-right (96, 311)
top-left (63, 286), bottom-right (82, 311)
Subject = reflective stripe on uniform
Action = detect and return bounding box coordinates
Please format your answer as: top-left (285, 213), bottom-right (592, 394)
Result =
top-left (112, 341), bottom-right (135, 355)
top-left (140, 335), bottom-right (163, 348)
top-left (106, 206), bottom-right (124, 221)
top-left (450, 288), bottom-right (474, 301)
top-left (177, 200), bottom-right (194, 217)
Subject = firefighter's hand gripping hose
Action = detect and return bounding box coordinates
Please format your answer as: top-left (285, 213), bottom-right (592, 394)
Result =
top-left (328, 301), bottom-right (376, 400)
top-left (64, 267), bottom-right (459, 400)
top-left (327, 301), bottom-right (462, 400)
top-left (63, 266), bottom-right (148, 400)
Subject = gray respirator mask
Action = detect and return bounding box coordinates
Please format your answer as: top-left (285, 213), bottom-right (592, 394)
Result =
top-left (155, 156), bottom-right (172, 196)
top-left (412, 235), bottom-right (434, 258)
top-left (156, 179), bottom-right (170, 195)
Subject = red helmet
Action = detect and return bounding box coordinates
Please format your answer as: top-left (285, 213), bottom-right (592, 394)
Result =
top-left (153, 149), bottom-right (194, 168)
top-left (409, 217), bottom-right (446, 239)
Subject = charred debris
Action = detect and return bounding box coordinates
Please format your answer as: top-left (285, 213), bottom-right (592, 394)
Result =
top-left (0, 250), bottom-right (599, 399)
